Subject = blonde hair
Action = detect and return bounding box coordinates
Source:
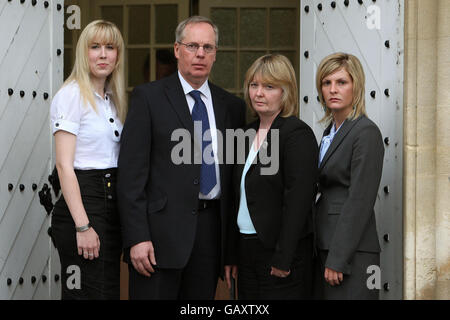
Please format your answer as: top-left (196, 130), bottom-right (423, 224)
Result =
top-left (316, 52), bottom-right (367, 124)
top-left (63, 20), bottom-right (127, 122)
top-left (244, 54), bottom-right (298, 118)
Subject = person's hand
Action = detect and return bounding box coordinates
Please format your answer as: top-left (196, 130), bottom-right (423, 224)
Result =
top-left (76, 227), bottom-right (100, 260)
top-left (130, 241), bottom-right (157, 277)
top-left (270, 266), bottom-right (290, 278)
top-left (224, 265), bottom-right (238, 289)
top-left (324, 267), bottom-right (343, 286)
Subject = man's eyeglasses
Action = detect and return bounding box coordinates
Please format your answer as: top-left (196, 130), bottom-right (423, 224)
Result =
top-left (177, 41), bottom-right (217, 54)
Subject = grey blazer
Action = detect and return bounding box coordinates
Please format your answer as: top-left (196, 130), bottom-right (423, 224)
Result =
top-left (315, 115), bottom-right (384, 275)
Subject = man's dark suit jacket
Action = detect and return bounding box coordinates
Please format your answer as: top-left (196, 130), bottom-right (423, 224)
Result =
top-left (227, 115), bottom-right (319, 271)
top-left (117, 72), bottom-right (246, 269)
top-left (315, 115), bottom-right (384, 275)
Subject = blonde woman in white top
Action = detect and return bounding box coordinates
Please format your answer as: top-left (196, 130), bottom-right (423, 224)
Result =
top-left (50, 20), bottom-right (126, 300)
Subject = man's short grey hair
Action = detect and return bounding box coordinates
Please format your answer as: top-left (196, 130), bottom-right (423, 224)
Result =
top-left (175, 16), bottom-right (219, 46)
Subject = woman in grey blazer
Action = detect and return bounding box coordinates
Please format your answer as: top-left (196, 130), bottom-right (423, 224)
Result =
top-left (313, 53), bottom-right (384, 300)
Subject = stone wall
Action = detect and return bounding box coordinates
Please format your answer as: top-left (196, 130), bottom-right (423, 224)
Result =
top-left (404, 0), bottom-right (450, 300)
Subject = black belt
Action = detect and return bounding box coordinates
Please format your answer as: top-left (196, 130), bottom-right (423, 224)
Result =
top-left (239, 233), bottom-right (258, 240)
top-left (198, 199), bottom-right (220, 211)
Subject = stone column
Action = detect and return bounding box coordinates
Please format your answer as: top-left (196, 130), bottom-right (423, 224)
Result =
top-left (435, 0), bottom-right (450, 300)
top-left (404, 0), bottom-right (450, 300)
top-left (404, 0), bottom-right (419, 299)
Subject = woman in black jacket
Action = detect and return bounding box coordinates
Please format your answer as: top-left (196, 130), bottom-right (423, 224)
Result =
top-left (224, 54), bottom-right (318, 299)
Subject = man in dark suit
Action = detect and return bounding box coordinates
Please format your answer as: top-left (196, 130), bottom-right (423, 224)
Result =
top-left (117, 16), bottom-right (246, 299)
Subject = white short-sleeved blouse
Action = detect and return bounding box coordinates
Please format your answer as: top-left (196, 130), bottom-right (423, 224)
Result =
top-left (50, 81), bottom-right (123, 170)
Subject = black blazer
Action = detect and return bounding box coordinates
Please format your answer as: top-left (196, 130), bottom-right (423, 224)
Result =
top-left (117, 72), bottom-right (246, 269)
top-left (227, 115), bottom-right (319, 271)
top-left (315, 115), bottom-right (384, 274)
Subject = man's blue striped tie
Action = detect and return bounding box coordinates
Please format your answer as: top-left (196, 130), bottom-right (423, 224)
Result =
top-left (189, 90), bottom-right (216, 195)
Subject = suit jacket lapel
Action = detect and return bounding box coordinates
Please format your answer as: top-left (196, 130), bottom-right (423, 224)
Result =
top-left (257, 114), bottom-right (284, 166)
top-left (319, 116), bottom-right (363, 170)
top-left (209, 83), bottom-right (227, 138)
top-left (164, 73), bottom-right (195, 140)
top-left (247, 114), bottom-right (284, 173)
top-left (235, 119), bottom-right (258, 179)
top-left (208, 83), bottom-right (228, 186)
top-left (320, 123), bottom-right (333, 146)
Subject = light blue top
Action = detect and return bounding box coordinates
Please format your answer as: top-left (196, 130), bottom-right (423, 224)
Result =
top-left (237, 142), bottom-right (260, 234)
top-left (319, 121), bottom-right (344, 166)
